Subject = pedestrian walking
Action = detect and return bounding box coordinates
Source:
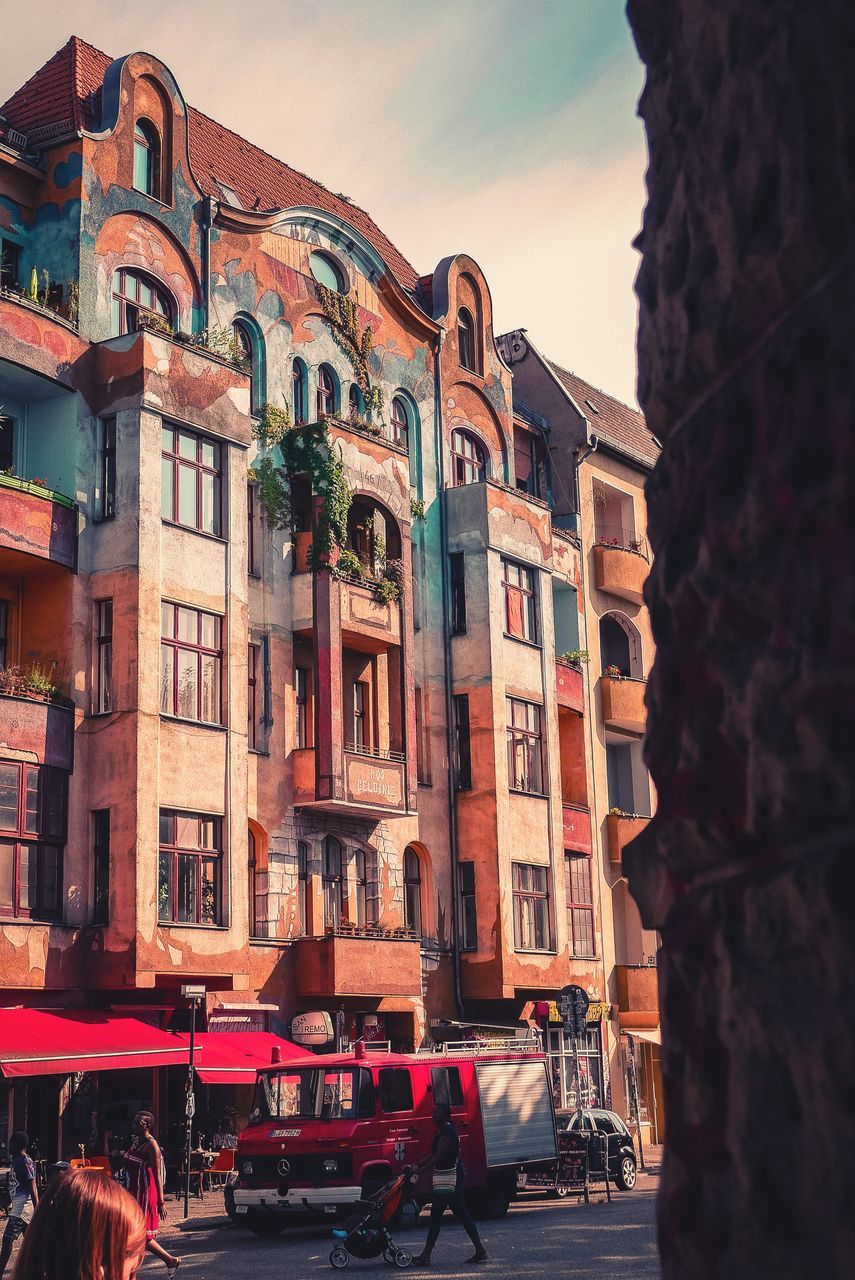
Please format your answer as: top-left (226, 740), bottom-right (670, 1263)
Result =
top-left (411, 1103), bottom-right (487, 1268)
top-left (122, 1112), bottom-right (180, 1278)
top-left (13, 1168), bottom-right (145, 1280)
top-left (0, 1131), bottom-right (38, 1279)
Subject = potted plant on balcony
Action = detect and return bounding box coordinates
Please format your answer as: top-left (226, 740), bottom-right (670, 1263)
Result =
top-left (558, 648), bottom-right (589, 669)
top-left (335, 547), bottom-right (366, 580)
top-left (0, 662), bottom-right (64, 703)
top-left (604, 664), bottom-right (623, 678)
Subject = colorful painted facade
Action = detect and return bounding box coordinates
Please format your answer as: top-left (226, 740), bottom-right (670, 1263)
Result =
top-left (0, 38), bottom-right (650, 1158)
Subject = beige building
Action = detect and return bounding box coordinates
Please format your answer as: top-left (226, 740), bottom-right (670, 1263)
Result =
top-left (497, 330), bottom-right (664, 1146)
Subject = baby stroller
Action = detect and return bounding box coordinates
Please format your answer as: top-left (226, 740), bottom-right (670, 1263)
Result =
top-left (329, 1171), bottom-right (412, 1269)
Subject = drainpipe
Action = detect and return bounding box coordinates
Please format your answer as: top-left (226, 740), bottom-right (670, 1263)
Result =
top-left (434, 330), bottom-right (465, 1021)
top-left (200, 196), bottom-right (215, 330)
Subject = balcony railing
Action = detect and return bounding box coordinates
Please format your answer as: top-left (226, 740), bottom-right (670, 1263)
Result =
top-left (345, 742), bottom-right (406, 763)
top-left (606, 812), bottom-right (649, 868)
top-left (600, 674), bottom-right (647, 734)
top-left (294, 930), bottom-right (422, 998)
top-left (594, 522), bottom-right (649, 561)
top-left (320, 414), bottom-right (409, 456)
top-left (592, 530), bottom-right (649, 605)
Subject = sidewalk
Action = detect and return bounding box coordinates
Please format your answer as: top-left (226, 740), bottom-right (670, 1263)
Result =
top-left (158, 1190), bottom-right (232, 1236)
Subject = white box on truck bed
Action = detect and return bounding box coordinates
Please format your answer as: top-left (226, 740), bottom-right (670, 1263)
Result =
top-left (475, 1058), bottom-right (558, 1167)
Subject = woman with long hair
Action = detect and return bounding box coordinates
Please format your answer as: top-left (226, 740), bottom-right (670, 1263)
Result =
top-left (13, 1169), bottom-right (146, 1280)
top-left (122, 1112), bottom-right (180, 1277)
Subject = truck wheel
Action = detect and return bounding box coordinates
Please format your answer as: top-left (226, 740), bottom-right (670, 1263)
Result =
top-left (246, 1212), bottom-right (286, 1238)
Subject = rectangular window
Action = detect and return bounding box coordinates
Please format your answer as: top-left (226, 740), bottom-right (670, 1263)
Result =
top-left (295, 667), bottom-right (311, 749)
top-left (0, 240), bottom-right (20, 289)
top-left (379, 1067), bottom-right (414, 1113)
top-left (506, 697), bottom-right (544, 794)
top-left (460, 861), bottom-right (477, 951)
top-left (248, 643), bottom-right (260, 751)
top-left (449, 552), bottom-right (467, 634)
top-left (100, 418), bottom-right (116, 520)
top-left (566, 853), bottom-right (595, 959)
top-left (297, 841), bottom-right (309, 936)
top-left (92, 809), bottom-right (110, 926)
top-left (0, 601), bottom-right (9, 669)
top-left (247, 482), bottom-right (261, 576)
top-left (161, 425), bottom-right (222, 536)
top-left (0, 417), bottom-right (14, 473)
top-left (0, 761), bottom-right (66, 920)
top-left (431, 1066), bottom-right (464, 1109)
top-left (452, 694), bottom-right (471, 790)
top-left (502, 558), bottom-right (538, 643)
top-left (158, 810), bottom-right (222, 926)
top-left (352, 681), bottom-right (368, 750)
top-left (512, 863), bottom-right (552, 951)
top-left (160, 603), bottom-right (222, 725)
top-left (95, 600), bottom-right (113, 714)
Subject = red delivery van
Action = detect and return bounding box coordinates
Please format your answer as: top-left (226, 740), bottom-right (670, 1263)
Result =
top-left (233, 1045), bottom-right (558, 1235)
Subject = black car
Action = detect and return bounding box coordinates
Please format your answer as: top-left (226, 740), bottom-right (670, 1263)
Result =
top-left (556, 1109), bottom-right (638, 1190)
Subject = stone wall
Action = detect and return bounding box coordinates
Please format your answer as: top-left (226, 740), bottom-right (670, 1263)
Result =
top-left (625, 1), bottom-right (855, 1276)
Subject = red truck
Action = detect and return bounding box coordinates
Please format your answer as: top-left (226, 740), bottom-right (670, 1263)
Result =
top-left (232, 1044), bottom-right (558, 1235)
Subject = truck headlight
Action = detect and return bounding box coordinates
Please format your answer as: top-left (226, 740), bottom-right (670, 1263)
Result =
top-left (323, 1159), bottom-right (338, 1173)
top-left (241, 1160), bottom-right (253, 1176)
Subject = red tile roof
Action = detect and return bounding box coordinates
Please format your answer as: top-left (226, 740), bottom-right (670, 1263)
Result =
top-left (1, 37), bottom-right (419, 290)
top-left (547, 360), bottom-right (660, 469)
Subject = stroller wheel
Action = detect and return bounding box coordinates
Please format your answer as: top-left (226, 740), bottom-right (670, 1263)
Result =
top-left (330, 1246), bottom-right (350, 1269)
top-left (393, 1249), bottom-right (412, 1269)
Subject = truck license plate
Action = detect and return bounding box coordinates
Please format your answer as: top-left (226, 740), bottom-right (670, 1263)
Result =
top-left (324, 1206), bottom-right (337, 1215)
top-left (235, 1206), bottom-right (248, 1215)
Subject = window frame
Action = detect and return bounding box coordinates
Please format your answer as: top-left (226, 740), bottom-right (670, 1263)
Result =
top-left (160, 424), bottom-right (222, 537)
top-left (159, 602), bottom-right (223, 726)
top-left (390, 396), bottom-right (409, 449)
top-left (323, 835), bottom-right (343, 931)
top-left (352, 680), bottom-right (369, 750)
top-left (248, 642), bottom-right (260, 751)
top-left (95, 599), bottom-right (113, 715)
top-left (457, 307), bottom-right (476, 372)
top-left (111, 267), bottom-right (172, 336)
top-left (0, 416), bottom-right (14, 473)
top-left (247, 481), bottom-right (261, 576)
top-left (297, 840), bottom-right (309, 936)
top-left (379, 1067), bottom-right (414, 1114)
top-left (133, 118), bottom-right (161, 199)
top-left (295, 666), bottom-right (312, 749)
top-left (450, 428), bottom-right (487, 487)
top-left (99, 417), bottom-right (117, 521)
top-left (0, 761), bottom-right (67, 921)
top-left (0, 600), bottom-right (9, 669)
top-left (233, 320), bottom-right (260, 414)
top-left (565, 852), bottom-right (596, 959)
top-left (452, 694), bottom-right (472, 791)
top-left (506, 697), bottom-right (545, 795)
top-left (317, 364), bottom-right (337, 419)
top-left (460, 861), bottom-right (477, 951)
top-left (502, 558), bottom-right (539, 644)
top-left (158, 809), bottom-right (223, 927)
top-left (0, 239), bottom-right (20, 289)
top-left (449, 552), bottom-right (466, 634)
top-left (292, 360), bottom-right (308, 425)
top-left (92, 809), bottom-right (110, 926)
top-left (512, 862), bottom-right (553, 952)
top-left (248, 827), bottom-right (267, 939)
top-left (403, 846), bottom-right (422, 936)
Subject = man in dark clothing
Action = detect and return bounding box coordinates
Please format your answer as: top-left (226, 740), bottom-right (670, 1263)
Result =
top-left (411, 1103), bottom-right (487, 1267)
top-left (0, 1131), bottom-right (38, 1279)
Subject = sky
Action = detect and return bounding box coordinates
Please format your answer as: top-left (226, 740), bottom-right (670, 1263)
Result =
top-left (0, 0), bottom-right (647, 404)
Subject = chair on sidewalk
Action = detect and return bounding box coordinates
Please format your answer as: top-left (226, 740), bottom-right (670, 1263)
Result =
top-left (207, 1148), bottom-right (235, 1188)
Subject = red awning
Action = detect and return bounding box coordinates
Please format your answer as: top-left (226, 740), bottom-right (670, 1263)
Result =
top-left (181, 1032), bottom-right (304, 1085)
top-left (0, 1009), bottom-right (194, 1078)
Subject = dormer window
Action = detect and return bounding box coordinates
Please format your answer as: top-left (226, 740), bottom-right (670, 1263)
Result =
top-left (133, 119), bottom-right (161, 199)
top-left (310, 251), bottom-right (346, 294)
top-left (457, 307), bottom-right (476, 372)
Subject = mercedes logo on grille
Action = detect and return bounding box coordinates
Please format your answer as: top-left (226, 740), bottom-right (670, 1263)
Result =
top-left (277, 1158), bottom-right (291, 1177)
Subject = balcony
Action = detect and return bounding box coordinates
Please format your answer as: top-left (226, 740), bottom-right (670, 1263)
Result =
top-left (292, 746), bottom-right (409, 818)
top-left (340, 578), bottom-right (401, 649)
top-left (0, 289), bottom-right (85, 388)
top-left (0, 475), bottom-right (77, 571)
top-left (562, 802), bottom-right (592, 854)
top-left (0, 691), bottom-right (74, 771)
top-left (615, 964), bottom-right (659, 1030)
top-left (555, 660), bottom-right (584, 713)
top-left (606, 812), bottom-right (649, 869)
top-left (593, 541), bottom-right (648, 605)
top-left (294, 930), bottom-right (422, 998)
top-left (600, 675), bottom-right (647, 734)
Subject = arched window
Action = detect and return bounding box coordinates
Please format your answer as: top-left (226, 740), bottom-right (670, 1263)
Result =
top-left (599, 612), bottom-right (643, 679)
top-left (457, 307), bottom-right (476, 372)
top-left (248, 827), bottom-right (268, 939)
top-left (404, 846), bottom-right (422, 936)
top-left (348, 384), bottom-right (365, 419)
top-left (309, 251), bottom-right (346, 294)
top-left (133, 119), bottom-right (161, 198)
top-left (323, 835), bottom-right (343, 930)
top-left (317, 364), bottom-right (337, 419)
top-left (111, 268), bottom-right (173, 336)
top-left (390, 396), bottom-right (409, 449)
top-left (450, 429), bottom-right (487, 487)
top-left (292, 358), bottom-right (308, 424)
top-left (233, 319), bottom-right (264, 414)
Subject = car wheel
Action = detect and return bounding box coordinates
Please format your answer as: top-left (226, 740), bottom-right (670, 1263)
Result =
top-left (246, 1212), bottom-right (286, 1238)
top-left (615, 1155), bottom-right (637, 1190)
top-left (330, 1246), bottom-right (350, 1268)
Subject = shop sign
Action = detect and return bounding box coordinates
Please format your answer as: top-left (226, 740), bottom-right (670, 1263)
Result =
top-left (546, 999), bottom-right (611, 1024)
top-left (291, 1010), bottom-right (334, 1046)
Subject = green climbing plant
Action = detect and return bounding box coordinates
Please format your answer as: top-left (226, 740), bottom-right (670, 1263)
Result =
top-left (315, 283), bottom-right (384, 418)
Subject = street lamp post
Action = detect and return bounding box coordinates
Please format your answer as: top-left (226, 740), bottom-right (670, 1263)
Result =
top-left (181, 984), bottom-right (206, 1219)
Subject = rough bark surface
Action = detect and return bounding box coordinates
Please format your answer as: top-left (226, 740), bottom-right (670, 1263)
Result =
top-left (624, 2), bottom-right (855, 1276)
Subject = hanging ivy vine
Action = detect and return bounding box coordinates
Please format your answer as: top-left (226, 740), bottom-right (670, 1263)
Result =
top-left (249, 404), bottom-right (353, 564)
top-left (315, 283), bottom-right (384, 417)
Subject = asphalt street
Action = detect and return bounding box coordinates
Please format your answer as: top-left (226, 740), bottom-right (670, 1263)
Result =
top-left (151, 1173), bottom-right (661, 1280)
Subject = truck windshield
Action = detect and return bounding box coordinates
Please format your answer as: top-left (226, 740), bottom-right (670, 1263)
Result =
top-left (249, 1068), bottom-right (370, 1123)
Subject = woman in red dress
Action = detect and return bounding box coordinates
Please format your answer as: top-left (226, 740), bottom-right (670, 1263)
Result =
top-left (124, 1112), bottom-right (180, 1278)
